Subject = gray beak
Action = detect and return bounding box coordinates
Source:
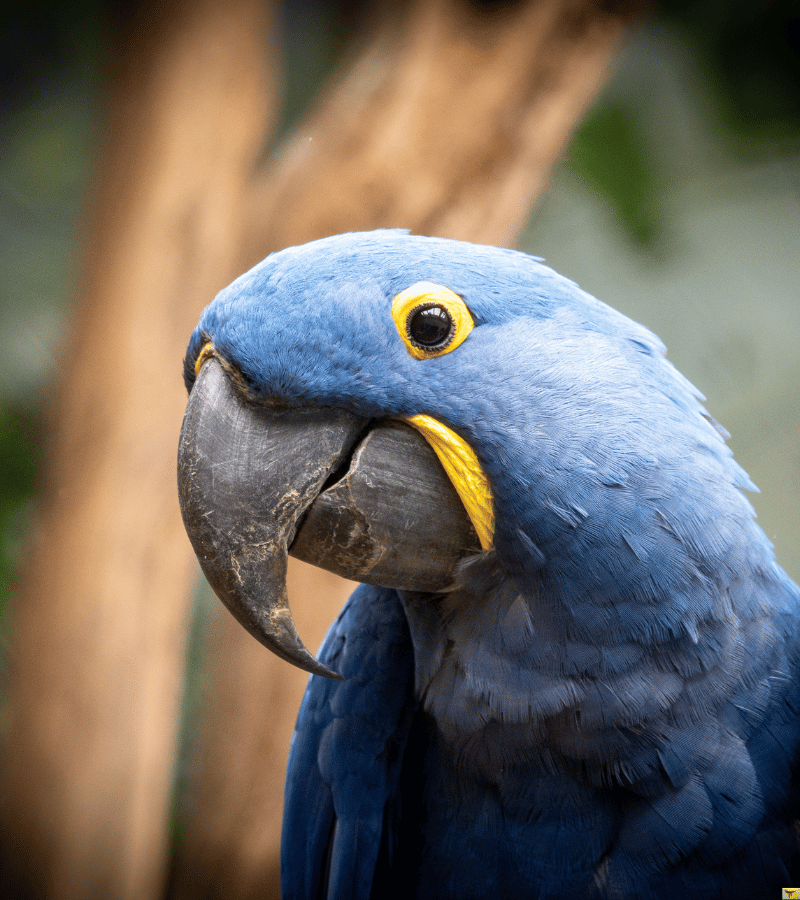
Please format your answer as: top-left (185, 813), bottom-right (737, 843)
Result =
top-left (177, 359), bottom-right (479, 678)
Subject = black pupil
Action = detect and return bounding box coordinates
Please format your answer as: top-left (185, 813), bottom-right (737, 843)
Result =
top-left (408, 304), bottom-right (453, 348)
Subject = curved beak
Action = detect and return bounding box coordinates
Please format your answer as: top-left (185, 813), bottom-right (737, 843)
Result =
top-left (178, 359), bottom-right (479, 678)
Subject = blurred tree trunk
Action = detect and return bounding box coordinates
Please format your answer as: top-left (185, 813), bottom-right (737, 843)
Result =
top-left (0, 1), bottom-right (276, 898)
top-left (173, 3), bottom-right (645, 900)
top-left (1, 1), bottom-right (645, 900)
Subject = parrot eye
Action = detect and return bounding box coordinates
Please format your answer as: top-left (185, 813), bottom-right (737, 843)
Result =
top-left (407, 303), bottom-right (454, 350)
top-left (392, 282), bottom-right (474, 360)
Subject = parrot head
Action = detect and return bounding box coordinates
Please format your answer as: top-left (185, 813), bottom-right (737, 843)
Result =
top-left (178, 230), bottom-right (764, 679)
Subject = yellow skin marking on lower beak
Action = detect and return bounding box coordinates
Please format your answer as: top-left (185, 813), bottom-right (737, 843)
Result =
top-left (405, 414), bottom-right (495, 551)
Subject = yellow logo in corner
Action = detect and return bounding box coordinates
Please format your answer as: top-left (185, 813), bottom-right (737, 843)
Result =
top-left (783, 889), bottom-right (799, 898)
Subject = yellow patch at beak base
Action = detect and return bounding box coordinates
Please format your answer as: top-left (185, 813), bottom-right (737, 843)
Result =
top-left (405, 414), bottom-right (494, 551)
top-left (194, 341), bottom-right (217, 377)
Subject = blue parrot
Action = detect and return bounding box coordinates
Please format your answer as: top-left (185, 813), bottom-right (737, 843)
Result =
top-left (178, 230), bottom-right (800, 899)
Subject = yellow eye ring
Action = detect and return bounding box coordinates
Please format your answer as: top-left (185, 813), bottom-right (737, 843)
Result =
top-left (392, 282), bottom-right (474, 360)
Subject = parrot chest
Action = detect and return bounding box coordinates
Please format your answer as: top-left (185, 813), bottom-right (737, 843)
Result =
top-left (397, 585), bottom-right (800, 898)
top-left (402, 724), bottom-right (620, 899)
top-left (398, 590), bottom-right (624, 897)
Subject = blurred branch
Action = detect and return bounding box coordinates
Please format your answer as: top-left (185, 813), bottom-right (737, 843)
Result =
top-left (0, 1), bottom-right (276, 898)
top-left (240, 0), bottom-right (645, 259)
top-left (173, 2), bottom-right (645, 900)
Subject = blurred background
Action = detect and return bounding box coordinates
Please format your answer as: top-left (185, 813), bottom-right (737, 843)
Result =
top-left (0, 1), bottom-right (797, 898)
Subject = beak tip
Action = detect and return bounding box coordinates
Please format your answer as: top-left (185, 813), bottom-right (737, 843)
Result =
top-left (263, 605), bottom-right (343, 679)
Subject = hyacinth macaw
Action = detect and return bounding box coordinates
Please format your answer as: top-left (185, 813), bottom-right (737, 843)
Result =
top-left (178, 230), bottom-right (800, 899)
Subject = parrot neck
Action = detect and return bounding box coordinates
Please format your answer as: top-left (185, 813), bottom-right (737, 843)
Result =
top-left (399, 556), bottom-right (783, 791)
